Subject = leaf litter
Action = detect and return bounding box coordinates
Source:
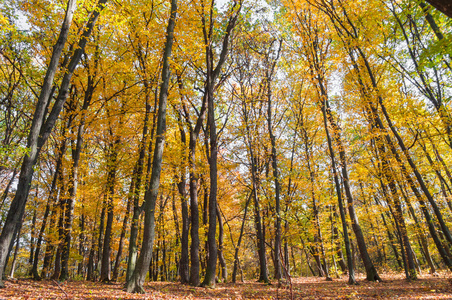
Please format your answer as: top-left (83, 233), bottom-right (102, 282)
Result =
top-left (0, 273), bottom-right (451, 299)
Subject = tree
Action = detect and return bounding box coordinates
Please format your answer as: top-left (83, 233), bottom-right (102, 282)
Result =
top-left (0, 0), bottom-right (108, 285)
top-left (125, 0), bottom-right (177, 292)
top-left (199, 0), bottom-right (242, 287)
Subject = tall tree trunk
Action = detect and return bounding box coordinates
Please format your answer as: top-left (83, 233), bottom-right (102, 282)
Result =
top-left (77, 210), bottom-right (85, 276)
top-left (126, 95), bottom-right (152, 282)
top-left (264, 41), bottom-right (283, 281)
top-left (0, 0), bottom-right (107, 285)
top-left (330, 207), bottom-right (347, 274)
top-left (177, 176), bottom-right (189, 284)
top-left (304, 137), bottom-right (329, 280)
top-left (32, 196), bottom-right (52, 280)
top-left (399, 182), bottom-right (437, 274)
top-left (173, 106), bottom-right (189, 284)
top-left (378, 175), bottom-right (416, 279)
top-left (295, 12), bottom-right (357, 282)
top-left (52, 193), bottom-right (66, 280)
top-left (170, 184), bottom-right (181, 281)
top-left (125, 0), bottom-right (177, 292)
top-left (0, 0), bottom-right (77, 285)
top-left (100, 134), bottom-right (120, 282)
top-left (188, 131), bottom-right (201, 286)
top-left (96, 198), bottom-right (106, 277)
top-left (86, 224), bottom-right (98, 281)
top-left (60, 81), bottom-right (93, 281)
top-left (377, 201), bottom-right (403, 270)
top-left (176, 60), bottom-right (208, 288)
top-left (253, 183), bottom-right (268, 283)
top-left (320, 102), bottom-right (357, 284)
top-left (32, 146), bottom-right (63, 280)
top-left (232, 192), bottom-right (252, 283)
top-left (238, 75), bottom-right (268, 284)
top-left (201, 71), bottom-right (218, 288)
top-left (112, 180), bottom-right (133, 281)
top-left (199, 1), bottom-right (241, 287)
top-left (242, 106), bottom-right (268, 283)
top-left (41, 199), bottom-right (59, 279)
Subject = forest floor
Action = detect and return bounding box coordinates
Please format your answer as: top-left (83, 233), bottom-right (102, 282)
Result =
top-left (0, 272), bottom-right (451, 299)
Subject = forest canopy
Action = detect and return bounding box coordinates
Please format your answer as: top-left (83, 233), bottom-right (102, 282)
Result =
top-left (0, 0), bottom-right (451, 293)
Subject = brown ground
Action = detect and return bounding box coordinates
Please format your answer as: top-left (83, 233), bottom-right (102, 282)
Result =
top-left (0, 273), bottom-right (451, 299)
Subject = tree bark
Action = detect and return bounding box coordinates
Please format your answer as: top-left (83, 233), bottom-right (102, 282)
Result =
top-left (100, 132), bottom-right (120, 282)
top-left (200, 1), bottom-right (241, 287)
top-left (60, 79), bottom-right (93, 281)
top-left (0, 0), bottom-right (77, 285)
top-left (112, 179), bottom-right (133, 282)
top-left (125, 0), bottom-right (177, 292)
top-left (424, 0), bottom-right (452, 18)
top-left (125, 96), bottom-right (152, 283)
top-left (0, 0), bottom-right (107, 285)
top-left (232, 192), bottom-right (252, 283)
top-left (216, 205), bottom-right (227, 282)
top-left (265, 49), bottom-right (283, 280)
top-left (32, 140), bottom-right (64, 280)
top-left (241, 97), bottom-right (268, 283)
top-left (8, 221), bottom-right (22, 279)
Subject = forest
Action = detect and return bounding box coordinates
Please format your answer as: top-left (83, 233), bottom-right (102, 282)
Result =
top-left (0, 0), bottom-right (452, 298)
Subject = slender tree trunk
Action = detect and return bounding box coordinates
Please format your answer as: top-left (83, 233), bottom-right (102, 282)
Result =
top-left (112, 180), bottom-right (133, 281)
top-left (379, 175), bottom-right (416, 279)
top-left (0, 0), bottom-right (78, 285)
top-left (264, 43), bottom-right (283, 281)
top-left (177, 177), bottom-right (189, 284)
top-left (377, 203), bottom-right (403, 270)
top-left (8, 222), bottom-right (22, 279)
top-left (173, 109), bottom-right (189, 284)
top-left (400, 182), bottom-right (437, 274)
top-left (86, 241), bottom-right (95, 280)
top-left (199, 1), bottom-right (241, 287)
top-left (330, 207), bottom-right (347, 274)
top-left (240, 86), bottom-right (268, 284)
top-left (304, 133), bottom-right (329, 280)
top-left (232, 192), bottom-right (252, 283)
top-left (125, 1), bottom-right (177, 292)
top-left (28, 207), bottom-right (37, 276)
top-left (0, 0), bottom-right (107, 286)
top-left (100, 135), bottom-right (120, 282)
top-left (297, 16), bottom-right (357, 281)
top-left (201, 71), bottom-right (218, 288)
top-left (253, 184), bottom-right (268, 283)
top-left (32, 150), bottom-right (62, 280)
top-left (96, 199), bottom-right (106, 276)
top-left (32, 198), bottom-right (52, 280)
top-left (60, 92), bottom-right (92, 281)
top-left (41, 200), bottom-right (59, 279)
top-left (188, 132), bottom-right (200, 286)
top-left (216, 205), bottom-right (227, 282)
top-left (77, 211), bottom-right (85, 276)
top-left (126, 104), bottom-right (151, 282)
top-left (170, 185), bottom-right (181, 281)
top-left (52, 195), bottom-right (66, 280)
